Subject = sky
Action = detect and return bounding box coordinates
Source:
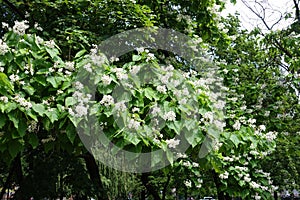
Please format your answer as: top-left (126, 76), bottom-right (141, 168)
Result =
top-left (221, 0), bottom-right (295, 31)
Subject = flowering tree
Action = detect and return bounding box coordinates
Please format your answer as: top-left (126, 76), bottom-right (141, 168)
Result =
top-left (0, 0), bottom-right (297, 199)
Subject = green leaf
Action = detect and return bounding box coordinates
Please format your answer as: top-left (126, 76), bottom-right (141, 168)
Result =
top-left (28, 134), bottom-right (39, 149)
top-left (230, 134), bottom-right (240, 148)
top-left (17, 118), bottom-right (27, 137)
top-left (124, 132), bottom-right (140, 145)
top-left (0, 113), bottom-right (6, 128)
top-left (0, 72), bottom-right (14, 93)
top-left (45, 108), bottom-right (59, 123)
top-left (32, 103), bottom-right (45, 117)
top-left (8, 139), bottom-right (24, 158)
top-left (166, 149), bottom-right (174, 165)
top-left (75, 49), bottom-right (87, 58)
top-left (66, 123), bottom-right (76, 144)
top-left (23, 85), bottom-right (35, 95)
top-left (132, 55), bottom-right (141, 62)
top-left (8, 111), bottom-right (19, 129)
top-left (65, 97), bottom-right (76, 107)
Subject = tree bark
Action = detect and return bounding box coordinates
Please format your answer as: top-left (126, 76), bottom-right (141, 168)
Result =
top-left (83, 152), bottom-right (108, 200)
top-left (141, 173), bottom-right (161, 200)
top-left (212, 170), bottom-right (230, 200)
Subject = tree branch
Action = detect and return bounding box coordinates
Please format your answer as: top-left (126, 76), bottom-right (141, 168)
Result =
top-left (3, 0), bottom-right (25, 20)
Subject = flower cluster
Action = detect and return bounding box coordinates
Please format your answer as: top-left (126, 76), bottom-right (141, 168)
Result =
top-left (12, 20), bottom-right (29, 35)
top-left (0, 39), bottom-right (9, 55)
top-left (68, 81), bottom-right (92, 117)
top-left (13, 94), bottom-right (32, 109)
top-left (100, 95), bottom-right (114, 107)
top-left (166, 138), bottom-right (180, 148)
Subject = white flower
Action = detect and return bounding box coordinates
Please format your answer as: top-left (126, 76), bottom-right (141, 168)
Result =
top-left (163, 111), bottom-right (176, 121)
top-left (146, 53), bottom-right (155, 62)
top-left (0, 96), bottom-right (8, 103)
top-left (254, 195), bottom-right (261, 200)
top-left (9, 74), bottom-right (19, 82)
top-left (248, 118), bottom-right (256, 124)
top-left (101, 75), bottom-right (112, 85)
top-left (265, 131), bottom-right (277, 142)
top-left (219, 171), bottom-right (229, 179)
top-left (130, 65), bottom-right (141, 75)
top-left (45, 40), bottom-right (55, 48)
top-left (223, 69), bottom-right (229, 74)
top-left (0, 67), bottom-right (4, 72)
top-left (215, 100), bottom-right (226, 109)
top-left (132, 107), bottom-right (139, 112)
top-left (2, 22), bottom-right (9, 29)
top-left (65, 61), bottom-right (75, 71)
top-left (100, 95), bottom-right (114, 107)
top-left (214, 120), bottom-right (226, 130)
top-left (259, 125), bottom-right (266, 132)
top-left (74, 81), bottom-right (84, 90)
top-left (0, 39), bottom-right (9, 55)
top-left (128, 118), bottom-right (140, 130)
top-left (244, 176), bottom-right (251, 182)
top-left (151, 105), bottom-right (161, 115)
top-left (203, 111), bottom-right (214, 122)
top-left (34, 22), bottom-right (43, 31)
top-left (250, 181), bottom-right (260, 189)
top-left (84, 63), bottom-right (92, 72)
top-left (233, 120), bottom-right (241, 130)
top-left (179, 98), bottom-right (187, 105)
top-left (115, 101), bottom-right (127, 112)
top-left (264, 110), bottom-right (270, 117)
top-left (74, 104), bottom-right (88, 117)
top-left (166, 138), bottom-right (180, 148)
top-left (157, 85), bottom-right (167, 94)
top-left (192, 162), bottom-right (199, 167)
top-left (12, 20), bottom-right (29, 35)
top-left (27, 121), bottom-right (38, 133)
top-left (136, 47), bottom-right (144, 54)
top-left (184, 180), bottom-right (192, 188)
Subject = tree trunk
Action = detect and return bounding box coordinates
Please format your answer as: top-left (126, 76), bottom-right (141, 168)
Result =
top-left (141, 173), bottom-right (161, 200)
top-left (83, 152), bottom-right (108, 200)
top-left (212, 170), bottom-right (228, 200)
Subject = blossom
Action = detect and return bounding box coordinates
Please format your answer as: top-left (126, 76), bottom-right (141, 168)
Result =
top-left (130, 65), bottom-right (141, 75)
top-left (128, 118), bottom-right (140, 130)
top-left (184, 180), bottom-right (192, 187)
top-left (65, 61), bottom-right (75, 71)
top-left (13, 95), bottom-right (32, 109)
top-left (0, 96), bottom-right (8, 103)
top-left (101, 75), bottom-right (113, 85)
top-left (157, 85), bottom-right (167, 94)
top-left (12, 20), bottom-right (29, 35)
top-left (166, 138), bottom-right (180, 148)
top-left (114, 101), bottom-right (127, 112)
top-left (100, 95), bottom-right (114, 107)
top-left (163, 111), bottom-right (176, 121)
top-left (184, 180), bottom-right (192, 188)
top-left (27, 121), bottom-right (38, 133)
top-left (0, 67), bottom-right (4, 72)
top-left (74, 104), bottom-right (88, 117)
top-left (9, 74), bottom-right (19, 82)
top-left (259, 125), bottom-right (266, 132)
top-left (0, 39), bottom-right (9, 55)
top-left (74, 81), bottom-right (84, 90)
top-left (136, 47), bottom-right (144, 54)
top-left (233, 120), bottom-right (241, 130)
top-left (219, 171), bottom-right (229, 179)
top-left (2, 22), bottom-right (9, 29)
top-left (151, 105), bottom-right (161, 115)
top-left (146, 53), bottom-right (155, 62)
top-left (83, 63), bottom-right (92, 72)
top-left (45, 40), bottom-right (55, 48)
top-left (265, 131), bottom-right (277, 142)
